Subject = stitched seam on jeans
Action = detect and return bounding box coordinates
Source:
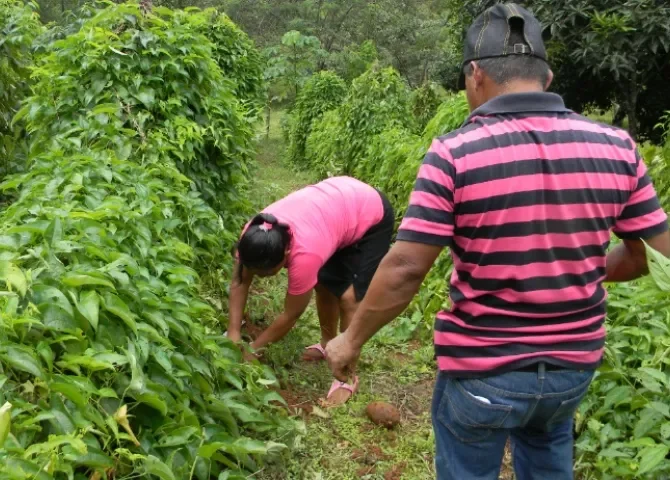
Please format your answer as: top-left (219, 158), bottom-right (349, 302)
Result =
top-left (467, 379), bottom-right (537, 399)
top-left (545, 393), bottom-right (587, 426)
top-left (538, 375), bottom-right (594, 399)
top-left (519, 397), bottom-right (541, 427)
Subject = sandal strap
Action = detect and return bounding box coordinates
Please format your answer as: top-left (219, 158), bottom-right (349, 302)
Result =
top-left (305, 343), bottom-right (327, 357)
top-left (327, 376), bottom-right (359, 399)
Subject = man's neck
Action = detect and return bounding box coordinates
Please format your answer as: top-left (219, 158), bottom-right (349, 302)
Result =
top-left (488, 80), bottom-right (545, 100)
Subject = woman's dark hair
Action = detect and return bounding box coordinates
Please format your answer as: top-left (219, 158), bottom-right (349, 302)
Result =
top-left (237, 213), bottom-right (291, 280)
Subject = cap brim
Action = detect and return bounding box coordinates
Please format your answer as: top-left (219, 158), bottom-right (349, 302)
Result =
top-left (457, 71), bottom-right (466, 91)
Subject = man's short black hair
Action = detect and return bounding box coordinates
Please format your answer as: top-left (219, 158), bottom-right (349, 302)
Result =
top-left (463, 31), bottom-right (550, 87)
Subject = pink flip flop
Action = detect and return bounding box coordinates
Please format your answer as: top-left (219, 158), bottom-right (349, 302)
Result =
top-left (303, 343), bottom-right (327, 361)
top-left (326, 376), bottom-right (359, 401)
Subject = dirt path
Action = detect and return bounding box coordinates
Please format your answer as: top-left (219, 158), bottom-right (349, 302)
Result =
top-left (248, 111), bottom-right (514, 480)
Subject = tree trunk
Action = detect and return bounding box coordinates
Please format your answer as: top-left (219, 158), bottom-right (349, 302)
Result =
top-left (265, 103), bottom-right (271, 140)
top-left (612, 103), bottom-right (625, 127)
top-left (627, 70), bottom-right (638, 140)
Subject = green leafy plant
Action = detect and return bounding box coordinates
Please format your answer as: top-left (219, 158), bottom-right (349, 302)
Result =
top-left (410, 82), bottom-right (447, 133)
top-left (0, 0), bottom-right (42, 183)
top-left (197, 9), bottom-right (265, 121)
top-left (305, 63), bottom-right (413, 176)
top-left (285, 71), bottom-right (347, 168)
top-left (0, 3), bottom-right (297, 479)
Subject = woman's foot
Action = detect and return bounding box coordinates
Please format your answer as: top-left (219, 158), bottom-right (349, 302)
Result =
top-left (302, 343), bottom-right (327, 361)
top-left (324, 377), bottom-right (359, 406)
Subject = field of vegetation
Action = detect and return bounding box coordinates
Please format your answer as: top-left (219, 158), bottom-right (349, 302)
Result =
top-left (1, 0), bottom-right (670, 479)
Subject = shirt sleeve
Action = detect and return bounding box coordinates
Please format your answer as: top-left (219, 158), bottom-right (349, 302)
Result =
top-left (613, 150), bottom-right (668, 240)
top-left (286, 252), bottom-right (323, 296)
top-left (396, 138), bottom-right (455, 247)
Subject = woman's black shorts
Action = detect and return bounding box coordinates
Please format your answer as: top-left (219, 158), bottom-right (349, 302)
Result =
top-left (316, 190), bottom-right (394, 302)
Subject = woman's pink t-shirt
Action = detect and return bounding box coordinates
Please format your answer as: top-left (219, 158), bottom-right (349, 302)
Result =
top-left (244, 176), bottom-right (384, 296)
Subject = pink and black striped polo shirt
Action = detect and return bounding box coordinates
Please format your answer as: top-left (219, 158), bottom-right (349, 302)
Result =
top-left (397, 92), bottom-right (668, 377)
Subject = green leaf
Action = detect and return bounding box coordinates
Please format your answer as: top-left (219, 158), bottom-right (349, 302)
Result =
top-left (637, 444), bottom-right (670, 476)
top-left (135, 392), bottom-right (168, 416)
top-left (103, 293), bottom-right (137, 333)
top-left (2, 346), bottom-right (45, 379)
top-left (645, 241), bottom-right (670, 292)
top-left (602, 385), bottom-right (632, 409)
top-left (157, 426), bottom-right (198, 447)
top-left (57, 354), bottom-right (117, 372)
top-left (0, 260), bottom-right (27, 296)
top-left (90, 103), bottom-right (120, 115)
top-left (634, 409), bottom-right (663, 438)
top-left (50, 382), bottom-right (89, 409)
top-left (144, 455), bottom-right (176, 480)
top-left (62, 273), bottom-right (115, 289)
top-left (0, 402), bottom-right (12, 447)
top-left (650, 402), bottom-right (670, 418)
top-left (77, 290), bottom-right (100, 330)
top-left (32, 285), bottom-right (73, 317)
top-left (136, 89), bottom-right (156, 107)
top-left (63, 446), bottom-right (114, 468)
top-left (126, 341), bottom-right (145, 392)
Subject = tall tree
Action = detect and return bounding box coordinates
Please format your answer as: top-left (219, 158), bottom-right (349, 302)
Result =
top-left (534, 0), bottom-right (670, 140)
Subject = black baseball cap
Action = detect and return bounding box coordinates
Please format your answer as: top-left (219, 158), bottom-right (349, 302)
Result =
top-left (458, 3), bottom-right (548, 90)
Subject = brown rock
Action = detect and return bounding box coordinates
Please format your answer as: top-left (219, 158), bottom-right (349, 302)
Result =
top-left (365, 401), bottom-right (400, 428)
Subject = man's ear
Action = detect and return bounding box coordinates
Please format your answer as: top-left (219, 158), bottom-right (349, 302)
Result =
top-left (545, 69), bottom-right (554, 91)
top-left (471, 61), bottom-right (485, 89)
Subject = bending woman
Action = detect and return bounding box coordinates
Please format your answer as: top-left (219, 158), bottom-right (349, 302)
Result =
top-left (227, 176), bottom-right (394, 404)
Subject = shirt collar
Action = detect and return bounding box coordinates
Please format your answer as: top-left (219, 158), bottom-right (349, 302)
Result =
top-left (463, 92), bottom-right (572, 126)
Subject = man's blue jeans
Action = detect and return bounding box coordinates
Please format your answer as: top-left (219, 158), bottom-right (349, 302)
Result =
top-left (432, 363), bottom-right (594, 480)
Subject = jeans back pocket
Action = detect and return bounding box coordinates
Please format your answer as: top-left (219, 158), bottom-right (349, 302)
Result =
top-left (437, 377), bottom-right (513, 443)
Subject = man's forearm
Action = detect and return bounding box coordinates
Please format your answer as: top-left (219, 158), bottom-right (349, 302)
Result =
top-left (604, 242), bottom-right (648, 283)
top-left (251, 313), bottom-right (296, 350)
top-left (344, 255), bottom-right (427, 349)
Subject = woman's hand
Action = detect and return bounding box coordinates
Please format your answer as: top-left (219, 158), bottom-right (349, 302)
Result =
top-left (242, 350), bottom-right (261, 362)
top-left (227, 330), bottom-right (242, 343)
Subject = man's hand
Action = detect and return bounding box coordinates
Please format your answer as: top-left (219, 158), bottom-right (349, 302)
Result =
top-left (324, 242), bottom-right (443, 382)
top-left (325, 331), bottom-right (361, 382)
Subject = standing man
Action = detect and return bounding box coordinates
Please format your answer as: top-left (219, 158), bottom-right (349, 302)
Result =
top-left (325, 3), bottom-right (670, 479)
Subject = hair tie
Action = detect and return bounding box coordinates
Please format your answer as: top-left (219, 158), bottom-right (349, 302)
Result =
top-left (258, 222), bottom-right (273, 232)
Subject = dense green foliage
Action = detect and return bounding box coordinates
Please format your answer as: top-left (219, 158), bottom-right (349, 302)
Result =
top-left (0, 4), bottom-right (296, 479)
top-left (305, 65), bottom-right (413, 176)
top-left (198, 9), bottom-right (265, 120)
top-left (0, 0), bottom-right (42, 182)
top-left (455, 0), bottom-right (670, 142)
top-left (219, 0), bottom-right (455, 88)
top-left (534, 0), bottom-right (670, 141)
top-left (19, 4), bottom-right (256, 218)
top-left (409, 82), bottom-right (447, 134)
top-left (285, 71), bottom-right (346, 167)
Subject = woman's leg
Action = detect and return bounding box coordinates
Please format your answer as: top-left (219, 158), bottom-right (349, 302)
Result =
top-left (304, 284), bottom-right (340, 360)
top-left (326, 285), bottom-right (360, 405)
top-left (338, 285), bottom-right (359, 333)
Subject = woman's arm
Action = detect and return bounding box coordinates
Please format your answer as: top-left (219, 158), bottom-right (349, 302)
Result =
top-left (227, 260), bottom-right (253, 342)
top-left (250, 290), bottom-right (312, 351)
